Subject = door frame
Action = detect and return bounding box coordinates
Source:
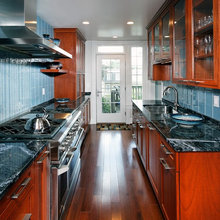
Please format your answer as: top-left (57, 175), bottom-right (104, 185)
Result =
top-left (96, 54), bottom-right (126, 123)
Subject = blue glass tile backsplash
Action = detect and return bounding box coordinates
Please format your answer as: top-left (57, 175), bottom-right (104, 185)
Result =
top-left (0, 17), bottom-right (54, 123)
top-left (161, 81), bottom-right (220, 121)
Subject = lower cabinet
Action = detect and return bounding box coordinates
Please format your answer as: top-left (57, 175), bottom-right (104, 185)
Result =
top-left (133, 103), bottom-right (220, 220)
top-left (159, 138), bottom-right (177, 220)
top-left (0, 166), bottom-right (34, 220)
top-left (147, 127), bottom-right (161, 200)
top-left (82, 99), bottom-right (90, 134)
top-left (0, 147), bottom-right (50, 220)
top-left (34, 148), bottom-right (50, 220)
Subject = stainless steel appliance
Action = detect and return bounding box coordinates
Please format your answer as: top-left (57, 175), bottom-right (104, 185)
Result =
top-left (0, 0), bottom-right (72, 59)
top-left (0, 98), bottom-right (87, 220)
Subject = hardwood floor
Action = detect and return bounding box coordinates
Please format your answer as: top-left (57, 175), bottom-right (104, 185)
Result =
top-left (63, 125), bottom-right (164, 220)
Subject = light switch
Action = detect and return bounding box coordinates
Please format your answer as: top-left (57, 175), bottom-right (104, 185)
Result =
top-left (214, 95), bottom-right (219, 107)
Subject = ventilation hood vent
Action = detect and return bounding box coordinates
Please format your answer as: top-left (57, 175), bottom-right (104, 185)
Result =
top-left (0, 0), bottom-right (72, 59)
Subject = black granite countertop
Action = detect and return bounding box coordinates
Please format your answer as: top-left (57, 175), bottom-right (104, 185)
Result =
top-left (133, 99), bottom-right (220, 152)
top-left (0, 141), bottom-right (47, 199)
top-left (0, 95), bottom-right (90, 200)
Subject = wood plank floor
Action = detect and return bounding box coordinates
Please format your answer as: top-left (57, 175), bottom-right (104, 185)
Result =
top-left (63, 125), bottom-right (164, 220)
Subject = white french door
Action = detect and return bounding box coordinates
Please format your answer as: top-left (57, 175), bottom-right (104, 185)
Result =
top-left (96, 54), bottom-right (126, 123)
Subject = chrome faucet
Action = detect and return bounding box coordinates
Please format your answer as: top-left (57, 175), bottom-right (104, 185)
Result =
top-left (163, 86), bottom-right (179, 111)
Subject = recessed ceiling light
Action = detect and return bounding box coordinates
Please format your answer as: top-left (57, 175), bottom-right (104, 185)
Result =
top-left (113, 36), bottom-right (118, 39)
top-left (82, 21), bottom-right (90, 25)
top-left (127, 21), bottom-right (134, 25)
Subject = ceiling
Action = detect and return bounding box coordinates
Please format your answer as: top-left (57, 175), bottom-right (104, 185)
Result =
top-left (37, 0), bottom-right (165, 41)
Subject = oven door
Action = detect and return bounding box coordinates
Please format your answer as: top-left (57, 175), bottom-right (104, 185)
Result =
top-left (51, 151), bottom-right (75, 220)
top-left (51, 127), bottom-right (85, 220)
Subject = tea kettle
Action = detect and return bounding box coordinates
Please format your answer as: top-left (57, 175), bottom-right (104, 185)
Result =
top-left (25, 108), bottom-right (50, 133)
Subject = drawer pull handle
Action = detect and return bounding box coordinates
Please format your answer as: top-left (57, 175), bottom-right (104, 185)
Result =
top-left (160, 158), bottom-right (172, 170)
top-left (37, 151), bottom-right (49, 164)
top-left (132, 134), bottom-right (136, 139)
top-left (11, 177), bottom-right (31, 199)
top-left (23, 214), bottom-right (32, 220)
top-left (147, 124), bottom-right (155, 131)
top-left (160, 144), bottom-right (172, 155)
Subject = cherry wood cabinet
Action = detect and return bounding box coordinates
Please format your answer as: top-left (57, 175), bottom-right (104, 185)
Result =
top-left (147, 6), bottom-right (172, 81)
top-left (172, 0), bottom-right (187, 81)
top-left (0, 147), bottom-right (50, 220)
top-left (82, 99), bottom-right (91, 134)
top-left (147, 0), bottom-right (220, 88)
top-left (0, 164), bottom-right (34, 220)
top-left (159, 137), bottom-right (178, 220)
top-left (54, 28), bottom-right (86, 100)
top-left (34, 148), bottom-right (50, 220)
top-left (147, 126), bottom-right (161, 200)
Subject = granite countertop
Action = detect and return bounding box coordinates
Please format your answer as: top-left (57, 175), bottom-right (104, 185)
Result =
top-left (0, 141), bottom-right (47, 199)
top-left (133, 99), bottom-right (220, 152)
top-left (0, 95), bottom-right (90, 200)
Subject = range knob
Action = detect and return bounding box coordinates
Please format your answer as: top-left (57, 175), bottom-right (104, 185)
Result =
top-left (59, 146), bottom-right (66, 151)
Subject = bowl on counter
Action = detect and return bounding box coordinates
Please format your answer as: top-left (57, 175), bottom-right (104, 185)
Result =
top-left (171, 113), bottom-right (203, 127)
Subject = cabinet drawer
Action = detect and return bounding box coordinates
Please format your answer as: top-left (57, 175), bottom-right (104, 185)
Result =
top-left (0, 167), bottom-right (33, 219)
top-left (160, 139), bottom-right (176, 169)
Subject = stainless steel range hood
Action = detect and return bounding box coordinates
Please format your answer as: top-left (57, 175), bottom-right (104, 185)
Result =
top-left (0, 0), bottom-right (72, 59)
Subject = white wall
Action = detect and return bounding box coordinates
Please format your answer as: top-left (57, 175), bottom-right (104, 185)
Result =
top-left (85, 41), bottom-right (155, 124)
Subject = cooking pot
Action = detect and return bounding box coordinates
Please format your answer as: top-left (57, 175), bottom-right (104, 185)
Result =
top-left (25, 108), bottom-right (50, 133)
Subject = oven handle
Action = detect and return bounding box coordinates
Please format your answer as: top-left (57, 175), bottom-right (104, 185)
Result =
top-left (71, 127), bottom-right (84, 150)
top-left (57, 152), bottom-right (75, 176)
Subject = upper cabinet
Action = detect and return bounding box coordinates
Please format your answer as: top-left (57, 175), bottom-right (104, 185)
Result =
top-left (192, 0), bottom-right (217, 86)
top-left (147, 0), bottom-right (220, 88)
top-left (172, 0), bottom-right (187, 81)
top-left (161, 11), bottom-right (171, 59)
top-left (147, 6), bottom-right (172, 81)
top-left (154, 23), bottom-right (161, 62)
top-left (54, 28), bottom-right (86, 100)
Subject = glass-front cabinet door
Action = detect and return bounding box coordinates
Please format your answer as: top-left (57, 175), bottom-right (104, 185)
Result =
top-left (173, 0), bottom-right (187, 81)
top-left (161, 11), bottom-right (171, 59)
top-left (154, 23), bottom-right (160, 62)
top-left (192, 0), bottom-right (216, 86)
top-left (148, 30), bottom-right (153, 79)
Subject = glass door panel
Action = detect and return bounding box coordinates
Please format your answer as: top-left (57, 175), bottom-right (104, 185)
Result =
top-left (97, 55), bottom-right (125, 123)
top-left (154, 23), bottom-right (160, 61)
top-left (148, 30), bottom-right (153, 79)
top-left (193, 0), bottom-right (214, 81)
top-left (173, 0), bottom-right (186, 79)
top-left (162, 12), bottom-right (170, 59)
top-left (101, 59), bottom-right (120, 113)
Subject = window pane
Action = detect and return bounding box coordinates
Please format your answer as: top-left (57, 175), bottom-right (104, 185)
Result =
top-left (131, 47), bottom-right (143, 100)
top-left (98, 46), bottom-right (124, 53)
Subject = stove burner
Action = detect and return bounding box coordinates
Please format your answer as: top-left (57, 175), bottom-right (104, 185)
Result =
top-left (0, 118), bottom-right (65, 139)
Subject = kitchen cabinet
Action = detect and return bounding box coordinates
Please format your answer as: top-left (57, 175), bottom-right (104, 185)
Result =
top-left (34, 148), bottom-right (50, 220)
top-left (132, 105), bottom-right (148, 170)
top-left (82, 99), bottom-right (90, 134)
top-left (147, 6), bottom-right (171, 81)
top-left (172, 0), bottom-right (187, 81)
top-left (191, 0), bottom-right (217, 87)
top-left (0, 148), bottom-right (50, 220)
top-left (148, 0), bottom-right (220, 88)
top-left (160, 137), bottom-right (177, 220)
top-left (132, 101), bottom-right (220, 220)
top-left (147, 125), bottom-right (161, 200)
top-left (132, 103), bottom-right (139, 146)
top-left (54, 28), bottom-right (86, 100)
top-left (0, 164), bottom-right (34, 220)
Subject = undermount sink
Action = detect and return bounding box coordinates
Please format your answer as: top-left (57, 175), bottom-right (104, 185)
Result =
top-left (144, 105), bottom-right (167, 114)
